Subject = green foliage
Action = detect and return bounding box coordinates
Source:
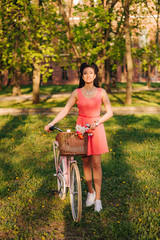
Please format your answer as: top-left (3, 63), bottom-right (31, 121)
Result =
top-left (1, 0), bottom-right (61, 82)
top-left (133, 43), bottom-right (160, 71)
top-left (1, 0), bottom-right (159, 87)
top-left (72, 2), bottom-right (118, 65)
top-left (70, 0), bottom-right (130, 74)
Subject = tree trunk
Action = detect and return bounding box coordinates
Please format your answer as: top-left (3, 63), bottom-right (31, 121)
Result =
top-left (104, 57), bottom-right (111, 93)
top-left (98, 61), bottom-right (105, 86)
top-left (32, 63), bottom-right (41, 104)
top-left (12, 68), bottom-right (21, 96)
top-left (121, 59), bottom-right (127, 82)
top-left (124, 0), bottom-right (133, 105)
top-left (0, 71), bottom-right (2, 90)
top-left (57, 0), bottom-right (80, 62)
top-left (156, 0), bottom-right (160, 48)
top-left (31, 0), bottom-right (41, 104)
top-left (155, 0), bottom-right (159, 81)
top-left (147, 65), bottom-right (151, 88)
top-left (7, 68), bottom-right (13, 87)
top-left (103, 7), bottom-right (112, 93)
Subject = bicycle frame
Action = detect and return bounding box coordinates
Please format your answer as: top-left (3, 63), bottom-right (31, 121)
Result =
top-left (49, 126), bottom-right (84, 221)
top-left (53, 141), bottom-right (76, 188)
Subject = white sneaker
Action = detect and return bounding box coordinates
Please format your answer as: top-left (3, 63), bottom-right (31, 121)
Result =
top-left (94, 200), bottom-right (102, 212)
top-left (86, 191), bottom-right (95, 207)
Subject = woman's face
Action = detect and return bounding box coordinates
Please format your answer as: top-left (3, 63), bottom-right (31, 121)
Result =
top-left (82, 67), bottom-right (96, 84)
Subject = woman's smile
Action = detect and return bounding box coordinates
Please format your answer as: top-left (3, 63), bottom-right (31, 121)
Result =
top-left (82, 67), bottom-right (96, 83)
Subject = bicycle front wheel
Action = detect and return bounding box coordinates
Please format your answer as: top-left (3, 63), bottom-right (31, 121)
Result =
top-left (70, 163), bottom-right (82, 222)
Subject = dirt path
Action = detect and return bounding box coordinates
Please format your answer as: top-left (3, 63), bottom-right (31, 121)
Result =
top-left (0, 106), bottom-right (159, 115)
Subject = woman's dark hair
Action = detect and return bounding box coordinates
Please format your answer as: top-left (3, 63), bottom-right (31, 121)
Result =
top-left (78, 62), bottom-right (99, 88)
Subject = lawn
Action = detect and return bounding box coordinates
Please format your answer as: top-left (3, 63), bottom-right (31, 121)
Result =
top-left (0, 114), bottom-right (159, 239)
top-left (0, 82), bottom-right (160, 96)
top-left (0, 82), bottom-right (160, 108)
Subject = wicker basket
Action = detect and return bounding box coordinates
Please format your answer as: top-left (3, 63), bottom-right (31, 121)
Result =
top-left (56, 132), bottom-right (88, 156)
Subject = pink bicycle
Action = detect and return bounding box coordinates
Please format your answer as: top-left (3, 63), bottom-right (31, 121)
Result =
top-left (49, 126), bottom-right (89, 222)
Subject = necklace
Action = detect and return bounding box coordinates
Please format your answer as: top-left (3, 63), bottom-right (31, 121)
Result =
top-left (84, 87), bottom-right (94, 95)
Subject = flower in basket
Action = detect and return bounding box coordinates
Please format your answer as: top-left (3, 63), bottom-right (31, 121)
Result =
top-left (85, 128), bottom-right (94, 136)
top-left (76, 125), bottom-right (88, 134)
top-left (76, 131), bottom-right (83, 139)
top-left (75, 125), bottom-right (94, 138)
top-left (76, 125), bottom-right (88, 139)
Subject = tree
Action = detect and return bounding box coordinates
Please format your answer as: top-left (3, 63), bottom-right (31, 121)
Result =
top-left (1, 0), bottom-right (27, 95)
top-left (144, 0), bottom-right (160, 83)
top-left (57, 0), bottom-right (81, 66)
top-left (135, 44), bottom-right (159, 88)
top-left (57, 0), bottom-right (119, 91)
top-left (123, 0), bottom-right (133, 105)
top-left (31, 0), bottom-right (42, 104)
top-left (0, 0), bottom-right (3, 90)
top-left (1, 0), bottom-right (59, 102)
top-left (132, 0), bottom-right (160, 88)
top-left (28, 0), bottom-right (59, 103)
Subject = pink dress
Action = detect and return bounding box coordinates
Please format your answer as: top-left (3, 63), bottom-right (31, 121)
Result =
top-left (76, 88), bottom-right (109, 156)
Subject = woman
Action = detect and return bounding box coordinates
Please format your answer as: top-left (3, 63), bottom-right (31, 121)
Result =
top-left (44, 62), bottom-right (113, 212)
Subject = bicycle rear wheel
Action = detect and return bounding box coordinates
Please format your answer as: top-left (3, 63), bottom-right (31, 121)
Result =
top-left (70, 163), bottom-right (82, 222)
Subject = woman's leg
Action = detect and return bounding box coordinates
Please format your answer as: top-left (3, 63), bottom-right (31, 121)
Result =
top-left (82, 156), bottom-right (94, 193)
top-left (91, 155), bottom-right (102, 200)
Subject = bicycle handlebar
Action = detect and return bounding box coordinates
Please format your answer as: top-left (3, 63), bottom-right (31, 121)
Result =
top-left (49, 124), bottom-right (91, 133)
top-left (49, 125), bottom-right (63, 132)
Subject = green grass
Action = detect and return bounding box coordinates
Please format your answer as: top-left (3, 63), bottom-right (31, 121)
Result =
top-left (110, 82), bottom-right (160, 90)
top-left (0, 84), bottom-right (78, 96)
top-left (0, 114), bottom-right (160, 239)
top-left (0, 83), bottom-right (160, 108)
top-left (111, 90), bottom-right (160, 107)
top-left (0, 95), bottom-right (70, 108)
top-left (1, 82), bottom-right (160, 96)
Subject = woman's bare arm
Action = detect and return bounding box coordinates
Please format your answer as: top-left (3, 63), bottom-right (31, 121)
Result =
top-left (98, 88), bottom-right (113, 124)
top-left (44, 89), bottom-right (77, 131)
top-left (89, 88), bottom-right (113, 129)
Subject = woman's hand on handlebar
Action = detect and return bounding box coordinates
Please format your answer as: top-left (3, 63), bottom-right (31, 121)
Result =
top-left (44, 124), bottom-right (53, 132)
top-left (44, 125), bottom-right (50, 132)
top-left (44, 125), bottom-right (62, 132)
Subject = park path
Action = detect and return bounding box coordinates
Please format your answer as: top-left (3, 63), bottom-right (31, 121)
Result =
top-left (0, 106), bottom-right (160, 116)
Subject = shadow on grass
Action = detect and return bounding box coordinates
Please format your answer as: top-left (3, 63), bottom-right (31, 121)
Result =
top-left (111, 93), bottom-right (125, 105)
top-left (0, 85), bottom-right (33, 95)
top-left (62, 115), bottom-right (160, 239)
top-left (0, 115), bottom-right (58, 238)
top-left (40, 97), bottom-right (68, 108)
top-left (0, 114), bottom-right (159, 239)
top-left (0, 96), bottom-right (68, 109)
top-left (0, 115), bottom-right (27, 186)
top-left (40, 84), bottom-right (78, 95)
top-left (132, 91), bottom-right (160, 105)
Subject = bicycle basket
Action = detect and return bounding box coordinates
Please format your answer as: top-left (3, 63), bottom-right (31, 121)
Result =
top-left (56, 132), bottom-right (88, 156)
